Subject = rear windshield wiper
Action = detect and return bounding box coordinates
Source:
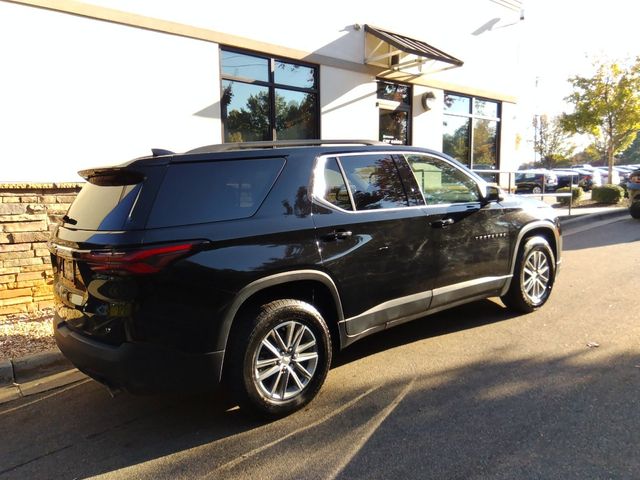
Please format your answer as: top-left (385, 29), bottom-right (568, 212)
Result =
top-left (62, 215), bottom-right (78, 225)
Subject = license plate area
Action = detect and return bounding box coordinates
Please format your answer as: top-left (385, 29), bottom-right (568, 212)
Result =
top-left (108, 303), bottom-right (132, 317)
top-left (57, 257), bottom-right (85, 291)
top-left (61, 258), bottom-right (75, 282)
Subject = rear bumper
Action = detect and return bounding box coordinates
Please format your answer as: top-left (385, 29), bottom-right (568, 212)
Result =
top-left (54, 316), bottom-right (224, 394)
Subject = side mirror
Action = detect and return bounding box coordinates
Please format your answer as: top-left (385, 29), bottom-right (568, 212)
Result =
top-left (482, 185), bottom-right (504, 204)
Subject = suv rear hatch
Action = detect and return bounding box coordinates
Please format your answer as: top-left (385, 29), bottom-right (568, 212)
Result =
top-left (50, 156), bottom-right (286, 347)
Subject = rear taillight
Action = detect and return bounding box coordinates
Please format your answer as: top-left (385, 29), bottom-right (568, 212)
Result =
top-left (80, 242), bottom-right (204, 275)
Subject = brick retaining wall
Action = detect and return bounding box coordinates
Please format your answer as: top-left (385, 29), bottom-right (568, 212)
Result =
top-left (0, 183), bottom-right (83, 318)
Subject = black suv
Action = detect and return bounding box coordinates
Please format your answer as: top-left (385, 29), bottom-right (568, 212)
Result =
top-left (49, 140), bottom-right (562, 416)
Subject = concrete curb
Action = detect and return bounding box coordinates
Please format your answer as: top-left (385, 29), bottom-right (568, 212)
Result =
top-left (0, 349), bottom-right (86, 406)
top-left (0, 349), bottom-right (72, 387)
top-left (559, 207), bottom-right (629, 229)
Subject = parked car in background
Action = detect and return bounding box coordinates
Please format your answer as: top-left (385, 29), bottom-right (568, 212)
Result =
top-left (515, 169), bottom-right (558, 194)
top-left (628, 168), bottom-right (640, 218)
top-left (594, 167), bottom-right (621, 185)
top-left (552, 170), bottom-right (581, 189)
top-left (554, 168), bottom-right (600, 191)
top-left (564, 167), bottom-right (603, 190)
top-left (48, 140), bottom-right (562, 417)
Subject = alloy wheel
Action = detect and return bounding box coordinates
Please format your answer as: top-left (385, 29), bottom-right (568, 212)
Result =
top-left (522, 250), bottom-right (550, 304)
top-left (253, 320), bottom-right (319, 401)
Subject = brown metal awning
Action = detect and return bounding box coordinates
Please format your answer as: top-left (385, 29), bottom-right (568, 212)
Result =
top-left (364, 24), bottom-right (463, 75)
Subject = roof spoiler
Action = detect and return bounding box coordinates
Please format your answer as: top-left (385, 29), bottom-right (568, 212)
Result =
top-left (78, 167), bottom-right (145, 186)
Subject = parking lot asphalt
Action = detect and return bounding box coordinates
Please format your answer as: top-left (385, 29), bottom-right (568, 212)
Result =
top-left (0, 206), bottom-right (633, 407)
top-left (1, 212), bottom-right (639, 479)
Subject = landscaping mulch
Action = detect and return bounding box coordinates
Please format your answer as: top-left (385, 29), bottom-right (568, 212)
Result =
top-left (0, 310), bottom-right (55, 362)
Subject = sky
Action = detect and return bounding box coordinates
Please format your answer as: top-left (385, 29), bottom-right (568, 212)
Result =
top-left (520, 0), bottom-right (638, 117)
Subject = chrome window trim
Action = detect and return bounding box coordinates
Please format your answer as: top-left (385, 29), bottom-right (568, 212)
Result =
top-left (311, 150), bottom-right (486, 214)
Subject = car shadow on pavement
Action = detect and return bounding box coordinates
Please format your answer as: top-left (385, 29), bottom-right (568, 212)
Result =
top-left (3, 336), bottom-right (639, 479)
top-left (333, 299), bottom-right (517, 368)
top-left (0, 298), bottom-right (530, 480)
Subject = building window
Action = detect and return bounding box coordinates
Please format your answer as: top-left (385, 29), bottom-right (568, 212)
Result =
top-left (220, 48), bottom-right (319, 142)
top-left (442, 93), bottom-right (501, 170)
top-left (377, 80), bottom-right (412, 145)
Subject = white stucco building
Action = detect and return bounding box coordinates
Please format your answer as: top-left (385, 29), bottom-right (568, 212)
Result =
top-left (0, 0), bottom-right (525, 182)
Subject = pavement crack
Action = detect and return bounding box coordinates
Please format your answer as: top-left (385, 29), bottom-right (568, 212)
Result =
top-left (0, 444), bottom-right (72, 476)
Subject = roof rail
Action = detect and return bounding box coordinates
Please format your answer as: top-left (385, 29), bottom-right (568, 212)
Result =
top-left (186, 139), bottom-right (385, 155)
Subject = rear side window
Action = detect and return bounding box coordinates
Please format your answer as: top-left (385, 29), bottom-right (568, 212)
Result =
top-left (320, 158), bottom-right (353, 211)
top-left (339, 154), bottom-right (409, 210)
top-left (147, 158), bottom-right (285, 228)
top-left (66, 183), bottom-right (143, 231)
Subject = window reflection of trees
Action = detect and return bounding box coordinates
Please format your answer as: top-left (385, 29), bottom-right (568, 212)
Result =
top-left (221, 83), bottom-right (317, 142)
top-left (342, 156), bottom-right (408, 210)
top-left (443, 93), bottom-right (499, 169)
top-left (380, 110), bottom-right (408, 145)
top-left (443, 117), bottom-right (470, 163)
top-left (222, 83), bottom-right (270, 142)
top-left (221, 49), bottom-right (318, 142)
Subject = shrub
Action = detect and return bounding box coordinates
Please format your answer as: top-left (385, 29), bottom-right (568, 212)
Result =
top-left (591, 184), bottom-right (625, 204)
top-left (555, 186), bottom-right (584, 206)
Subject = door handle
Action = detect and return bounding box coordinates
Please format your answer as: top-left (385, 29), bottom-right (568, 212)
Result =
top-left (430, 218), bottom-right (455, 228)
top-left (323, 230), bottom-right (353, 241)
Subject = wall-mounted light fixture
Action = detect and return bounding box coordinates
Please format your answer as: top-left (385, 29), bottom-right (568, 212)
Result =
top-left (421, 91), bottom-right (436, 111)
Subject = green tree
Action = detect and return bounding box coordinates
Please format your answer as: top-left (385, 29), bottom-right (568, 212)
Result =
top-left (561, 58), bottom-right (640, 182)
top-left (570, 148), bottom-right (601, 166)
top-left (534, 115), bottom-right (575, 168)
top-left (620, 131), bottom-right (640, 164)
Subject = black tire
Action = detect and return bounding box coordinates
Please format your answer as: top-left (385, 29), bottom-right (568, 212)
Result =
top-left (630, 200), bottom-right (640, 219)
top-left (225, 299), bottom-right (332, 417)
top-left (532, 185), bottom-right (543, 194)
top-left (501, 236), bottom-right (556, 313)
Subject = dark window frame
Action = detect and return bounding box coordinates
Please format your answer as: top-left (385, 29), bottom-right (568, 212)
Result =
top-left (220, 46), bottom-right (320, 142)
top-left (443, 92), bottom-right (501, 170)
top-left (377, 79), bottom-right (413, 146)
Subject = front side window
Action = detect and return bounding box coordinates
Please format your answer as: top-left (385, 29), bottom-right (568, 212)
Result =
top-left (443, 93), bottom-right (500, 171)
top-left (221, 48), bottom-right (319, 142)
top-left (405, 154), bottom-right (480, 205)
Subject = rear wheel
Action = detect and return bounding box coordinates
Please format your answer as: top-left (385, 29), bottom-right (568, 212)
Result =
top-left (226, 299), bottom-right (332, 417)
top-left (532, 185), bottom-right (543, 194)
top-left (502, 236), bottom-right (555, 313)
top-left (630, 200), bottom-right (640, 219)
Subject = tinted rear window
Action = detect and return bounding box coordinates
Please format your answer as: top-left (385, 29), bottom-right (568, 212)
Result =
top-left (66, 182), bottom-right (143, 231)
top-left (146, 158), bottom-right (285, 228)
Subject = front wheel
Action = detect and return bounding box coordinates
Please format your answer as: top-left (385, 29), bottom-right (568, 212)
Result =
top-left (629, 200), bottom-right (640, 219)
top-left (532, 185), bottom-right (543, 194)
top-left (502, 236), bottom-right (556, 313)
top-left (226, 299), bottom-right (332, 417)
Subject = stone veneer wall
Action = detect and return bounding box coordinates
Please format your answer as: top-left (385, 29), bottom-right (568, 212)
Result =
top-left (0, 183), bottom-right (83, 318)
